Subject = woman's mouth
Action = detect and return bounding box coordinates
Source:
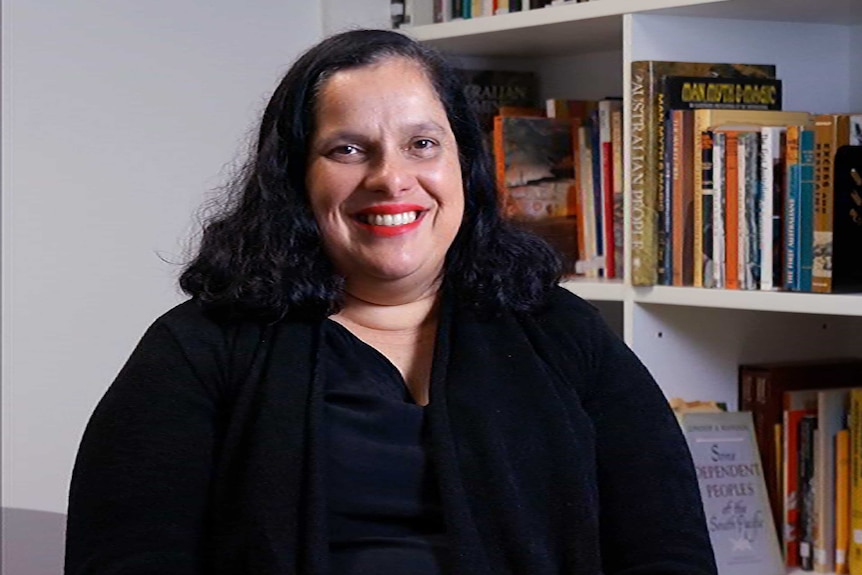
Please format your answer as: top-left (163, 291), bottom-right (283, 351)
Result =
top-left (353, 205), bottom-right (426, 236)
top-left (357, 211), bottom-right (420, 226)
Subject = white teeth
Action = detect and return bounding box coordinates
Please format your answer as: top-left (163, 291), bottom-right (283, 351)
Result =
top-left (364, 211), bottom-right (419, 226)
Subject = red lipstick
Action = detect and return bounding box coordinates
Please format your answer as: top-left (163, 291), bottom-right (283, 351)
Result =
top-left (353, 204), bottom-right (426, 237)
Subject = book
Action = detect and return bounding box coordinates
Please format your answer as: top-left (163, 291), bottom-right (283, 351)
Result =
top-left (813, 115), bottom-right (852, 293)
top-left (850, 389), bottom-right (862, 574)
top-left (798, 128), bottom-right (816, 292)
top-left (831, 146), bottom-right (862, 293)
top-left (759, 127), bottom-right (787, 291)
top-left (813, 389), bottom-right (852, 573)
top-left (713, 132), bottom-right (727, 288)
top-left (671, 109), bottom-right (695, 286)
top-left (738, 359), bottom-right (862, 552)
top-left (663, 76), bottom-right (782, 111)
top-left (798, 414), bottom-right (817, 571)
top-left (836, 428), bottom-right (851, 574)
top-left (679, 411), bottom-right (784, 575)
top-left (784, 389), bottom-right (818, 568)
top-left (701, 130), bottom-right (716, 287)
top-left (628, 61), bottom-right (776, 286)
top-left (493, 115), bottom-right (578, 273)
top-left (459, 69), bottom-right (540, 137)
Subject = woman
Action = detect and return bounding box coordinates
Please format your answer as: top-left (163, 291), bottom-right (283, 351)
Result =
top-left (65, 29), bottom-right (717, 575)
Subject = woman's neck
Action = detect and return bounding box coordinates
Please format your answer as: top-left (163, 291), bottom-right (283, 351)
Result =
top-left (333, 289), bottom-right (439, 335)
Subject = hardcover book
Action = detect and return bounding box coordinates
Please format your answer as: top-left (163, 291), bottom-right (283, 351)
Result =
top-left (680, 411), bottom-right (784, 575)
top-left (628, 61), bottom-right (776, 286)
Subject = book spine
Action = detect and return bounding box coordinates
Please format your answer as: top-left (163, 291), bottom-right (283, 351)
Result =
top-left (599, 100), bottom-right (615, 278)
top-left (836, 428), bottom-right (850, 574)
top-left (813, 115), bottom-right (850, 293)
top-left (629, 62), bottom-right (656, 285)
top-left (713, 132), bottom-right (726, 288)
top-left (701, 131), bottom-right (715, 288)
top-left (661, 114), bottom-right (674, 285)
top-left (590, 112), bottom-right (604, 273)
top-left (725, 131), bottom-right (740, 290)
top-left (737, 133), bottom-right (748, 289)
top-left (785, 126), bottom-right (801, 291)
top-left (798, 415), bottom-right (817, 571)
top-left (692, 116), bottom-right (705, 287)
top-left (744, 132), bottom-right (761, 290)
top-left (786, 393), bottom-right (818, 568)
top-left (850, 389), bottom-right (862, 574)
top-left (798, 128), bottom-right (816, 292)
top-left (760, 127), bottom-right (780, 291)
top-left (611, 106), bottom-right (624, 280)
top-left (671, 110), bottom-right (684, 286)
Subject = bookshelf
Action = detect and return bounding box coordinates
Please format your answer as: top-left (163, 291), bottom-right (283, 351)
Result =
top-left (406, 0), bottom-right (862, 396)
top-left (403, 2), bottom-right (861, 571)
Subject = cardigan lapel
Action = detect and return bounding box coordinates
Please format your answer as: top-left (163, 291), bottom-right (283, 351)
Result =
top-left (429, 303), bottom-right (602, 575)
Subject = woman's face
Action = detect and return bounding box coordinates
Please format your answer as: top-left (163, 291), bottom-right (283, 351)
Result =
top-left (306, 56), bottom-right (465, 303)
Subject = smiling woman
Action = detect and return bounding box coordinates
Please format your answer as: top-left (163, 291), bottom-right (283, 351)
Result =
top-left (64, 29), bottom-right (718, 575)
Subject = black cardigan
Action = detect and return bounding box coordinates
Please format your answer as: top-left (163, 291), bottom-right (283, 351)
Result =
top-left (65, 287), bottom-right (717, 575)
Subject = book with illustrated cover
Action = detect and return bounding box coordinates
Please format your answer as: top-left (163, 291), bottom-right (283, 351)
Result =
top-left (493, 115), bottom-right (578, 273)
top-left (679, 411), bottom-right (784, 575)
top-left (628, 61), bottom-right (776, 286)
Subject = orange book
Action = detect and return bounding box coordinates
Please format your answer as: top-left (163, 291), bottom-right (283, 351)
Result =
top-left (850, 389), bottom-right (862, 575)
top-left (812, 114), bottom-right (851, 293)
top-left (836, 428), bottom-right (850, 574)
top-left (723, 131), bottom-right (740, 290)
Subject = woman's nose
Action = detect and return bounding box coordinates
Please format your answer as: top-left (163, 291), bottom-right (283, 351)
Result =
top-left (362, 150), bottom-right (417, 197)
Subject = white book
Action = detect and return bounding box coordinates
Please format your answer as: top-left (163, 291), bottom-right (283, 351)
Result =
top-left (759, 127), bottom-right (786, 291)
top-left (814, 389), bottom-right (852, 573)
top-left (738, 134), bottom-right (748, 289)
top-left (850, 114), bottom-right (862, 145)
top-left (713, 132), bottom-right (726, 289)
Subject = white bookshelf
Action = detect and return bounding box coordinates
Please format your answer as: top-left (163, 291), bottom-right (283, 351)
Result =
top-left (404, 2), bottom-right (862, 571)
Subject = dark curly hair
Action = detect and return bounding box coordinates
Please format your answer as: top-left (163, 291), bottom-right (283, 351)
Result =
top-left (180, 29), bottom-right (561, 321)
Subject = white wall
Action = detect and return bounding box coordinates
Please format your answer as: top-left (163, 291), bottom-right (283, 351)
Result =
top-left (322, 0), bottom-right (390, 34)
top-left (2, 0), bottom-right (322, 571)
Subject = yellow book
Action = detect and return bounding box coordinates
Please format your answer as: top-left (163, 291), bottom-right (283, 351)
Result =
top-left (850, 389), bottom-right (862, 575)
top-left (838, 428), bottom-right (851, 574)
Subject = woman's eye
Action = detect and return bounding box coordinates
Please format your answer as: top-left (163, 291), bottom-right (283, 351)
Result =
top-left (413, 139), bottom-right (436, 150)
top-left (330, 145), bottom-right (359, 156)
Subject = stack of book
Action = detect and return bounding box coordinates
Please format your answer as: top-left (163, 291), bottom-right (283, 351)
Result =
top-left (738, 359), bottom-right (862, 573)
top-left (629, 60), bottom-right (862, 292)
top-left (432, 0), bottom-right (591, 22)
top-left (493, 97), bottom-right (625, 278)
top-left (458, 67), bottom-right (624, 279)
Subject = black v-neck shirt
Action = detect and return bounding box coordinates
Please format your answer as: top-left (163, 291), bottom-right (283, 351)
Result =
top-left (321, 320), bottom-right (450, 574)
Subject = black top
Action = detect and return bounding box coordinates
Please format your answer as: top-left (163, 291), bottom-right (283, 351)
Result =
top-left (65, 288), bottom-right (718, 575)
top-left (321, 320), bottom-right (450, 575)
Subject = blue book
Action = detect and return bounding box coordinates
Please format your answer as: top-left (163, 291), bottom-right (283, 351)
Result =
top-left (797, 128), bottom-right (815, 292)
top-left (784, 128), bottom-right (801, 290)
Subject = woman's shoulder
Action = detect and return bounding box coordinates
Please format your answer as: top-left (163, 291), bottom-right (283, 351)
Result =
top-left (535, 286), bottom-right (604, 329)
